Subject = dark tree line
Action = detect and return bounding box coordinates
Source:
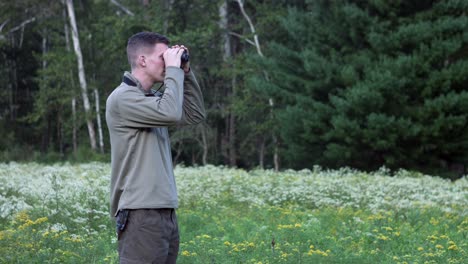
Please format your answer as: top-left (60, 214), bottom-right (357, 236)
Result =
top-left (0, 0), bottom-right (467, 177)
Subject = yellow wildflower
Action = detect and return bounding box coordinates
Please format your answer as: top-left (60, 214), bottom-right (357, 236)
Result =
top-left (181, 250), bottom-right (190, 256)
top-left (417, 247), bottom-right (424, 251)
top-left (435, 244), bottom-right (444, 249)
top-left (448, 245), bottom-right (458, 251)
top-left (377, 234), bottom-right (389, 241)
top-left (224, 241), bottom-right (231, 246)
top-left (430, 217), bottom-right (439, 225)
top-left (16, 211), bottom-right (29, 223)
top-left (316, 249), bottom-right (328, 256)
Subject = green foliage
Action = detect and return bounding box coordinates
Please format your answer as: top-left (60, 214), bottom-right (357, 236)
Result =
top-left (0, 0), bottom-right (467, 173)
top-left (259, 0), bottom-right (468, 172)
top-left (0, 163), bottom-right (466, 263)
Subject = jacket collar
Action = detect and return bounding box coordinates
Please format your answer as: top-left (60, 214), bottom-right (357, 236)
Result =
top-left (122, 71), bottom-right (161, 97)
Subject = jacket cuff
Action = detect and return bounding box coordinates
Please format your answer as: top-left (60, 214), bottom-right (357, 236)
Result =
top-left (165, 66), bottom-right (184, 80)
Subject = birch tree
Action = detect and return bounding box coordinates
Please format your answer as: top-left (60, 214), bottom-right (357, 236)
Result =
top-left (233, 0), bottom-right (279, 171)
top-left (65, 0), bottom-right (97, 150)
top-left (219, 0), bottom-right (237, 167)
top-left (163, 0), bottom-right (175, 34)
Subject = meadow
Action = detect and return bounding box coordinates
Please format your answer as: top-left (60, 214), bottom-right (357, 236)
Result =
top-left (0, 163), bottom-right (466, 263)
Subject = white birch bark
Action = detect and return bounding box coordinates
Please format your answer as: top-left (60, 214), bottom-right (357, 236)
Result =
top-left (219, 1), bottom-right (232, 60)
top-left (94, 88), bottom-right (104, 153)
top-left (110, 0), bottom-right (134, 16)
top-left (65, 0), bottom-right (97, 150)
top-left (200, 125), bottom-right (208, 165)
top-left (220, 0), bottom-right (237, 167)
top-left (72, 97), bottom-right (77, 153)
top-left (235, 0), bottom-right (279, 171)
top-left (63, 3), bottom-right (77, 154)
top-left (163, 0), bottom-right (175, 34)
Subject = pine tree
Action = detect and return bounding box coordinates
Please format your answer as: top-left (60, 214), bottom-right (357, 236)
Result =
top-left (261, 0), bottom-right (468, 174)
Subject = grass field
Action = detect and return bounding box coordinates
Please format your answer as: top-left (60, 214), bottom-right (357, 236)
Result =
top-left (0, 163), bottom-right (466, 263)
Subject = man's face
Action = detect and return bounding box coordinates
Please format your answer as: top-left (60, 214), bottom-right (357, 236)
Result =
top-left (144, 43), bottom-right (168, 83)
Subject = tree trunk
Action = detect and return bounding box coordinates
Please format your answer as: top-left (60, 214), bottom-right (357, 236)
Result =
top-left (219, 1), bottom-right (231, 61)
top-left (94, 88), bottom-right (104, 153)
top-left (63, 3), bottom-right (77, 155)
top-left (65, 0), bottom-right (97, 150)
top-left (72, 97), bottom-right (77, 154)
top-left (42, 114), bottom-right (51, 152)
top-left (258, 135), bottom-right (265, 169)
top-left (8, 36), bottom-right (18, 121)
top-left (235, 0), bottom-right (279, 171)
top-left (163, 0), bottom-right (175, 35)
top-left (42, 30), bottom-right (47, 69)
top-left (219, 0), bottom-right (237, 167)
top-left (173, 141), bottom-right (183, 166)
top-left (201, 126), bottom-right (208, 165)
top-left (58, 109), bottom-right (64, 156)
top-left (270, 98), bottom-right (279, 171)
top-left (228, 76), bottom-right (237, 167)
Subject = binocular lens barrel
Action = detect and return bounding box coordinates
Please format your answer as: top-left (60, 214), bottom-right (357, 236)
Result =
top-left (181, 50), bottom-right (189, 63)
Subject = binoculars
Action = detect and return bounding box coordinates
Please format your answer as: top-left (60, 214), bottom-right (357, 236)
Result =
top-left (181, 50), bottom-right (189, 64)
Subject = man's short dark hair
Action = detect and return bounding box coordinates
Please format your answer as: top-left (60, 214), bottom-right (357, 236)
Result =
top-left (127, 32), bottom-right (170, 68)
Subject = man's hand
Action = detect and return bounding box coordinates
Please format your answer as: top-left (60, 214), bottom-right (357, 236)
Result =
top-left (163, 46), bottom-right (185, 68)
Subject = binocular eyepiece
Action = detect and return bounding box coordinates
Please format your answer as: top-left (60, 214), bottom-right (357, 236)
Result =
top-left (181, 50), bottom-right (189, 64)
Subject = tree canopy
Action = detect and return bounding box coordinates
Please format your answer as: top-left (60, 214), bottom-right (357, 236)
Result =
top-left (0, 0), bottom-right (467, 177)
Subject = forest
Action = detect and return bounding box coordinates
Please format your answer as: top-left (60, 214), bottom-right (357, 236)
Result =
top-left (1, 0), bottom-right (467, 177)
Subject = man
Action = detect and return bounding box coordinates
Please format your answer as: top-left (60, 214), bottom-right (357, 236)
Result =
top-left (105, 32), bottom-right (205, 263)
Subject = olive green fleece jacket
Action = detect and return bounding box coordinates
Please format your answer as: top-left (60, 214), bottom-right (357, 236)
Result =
top-left (105, 66), bottom-right (205, 217)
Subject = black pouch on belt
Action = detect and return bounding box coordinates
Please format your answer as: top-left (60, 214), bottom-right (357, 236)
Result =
top-left (116, 209), bottom-right (129, 233)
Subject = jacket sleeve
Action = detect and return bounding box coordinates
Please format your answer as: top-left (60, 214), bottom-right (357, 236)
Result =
top-left (177, 69), bottom-right (206, 125)
top-left (118, 67), bottom-right (184, 128)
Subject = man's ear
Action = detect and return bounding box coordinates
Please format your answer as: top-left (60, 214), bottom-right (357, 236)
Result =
top-left (138, 55), bottom-right (146, 67)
